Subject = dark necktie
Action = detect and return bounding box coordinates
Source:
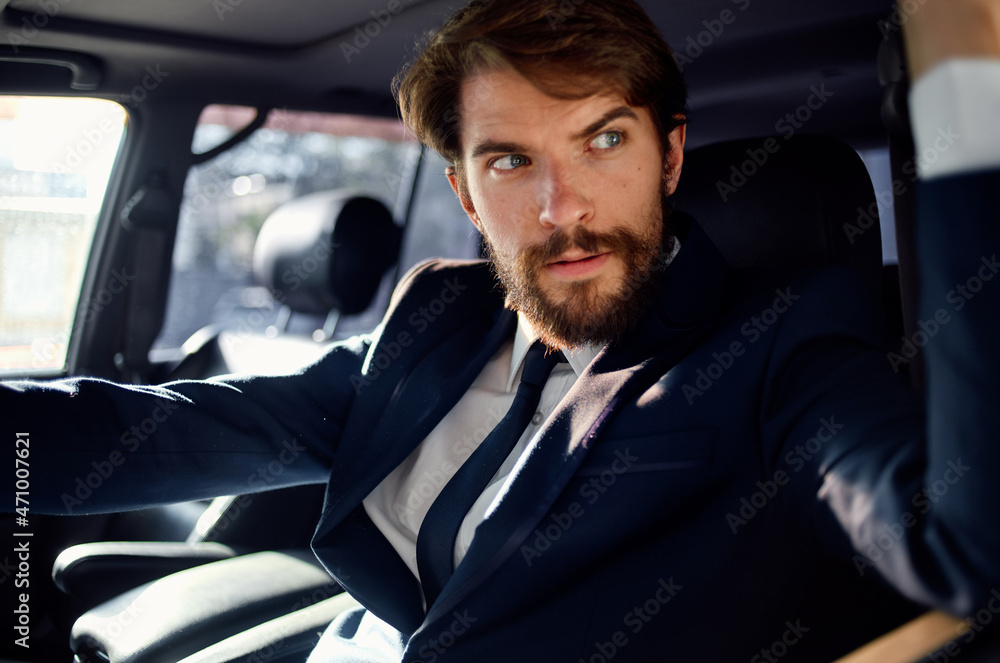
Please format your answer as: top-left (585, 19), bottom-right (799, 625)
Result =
top-left (415, 341), bottom-right (562, 607)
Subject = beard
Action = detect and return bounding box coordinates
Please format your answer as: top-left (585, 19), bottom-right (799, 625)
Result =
top-left (483, 198), bottom-right (669, 350)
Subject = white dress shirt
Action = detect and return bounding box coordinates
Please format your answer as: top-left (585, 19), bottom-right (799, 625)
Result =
top-left (362, 317), bottom-right (598, 581)
top-left (910, 59), bottom-right (1000, 179)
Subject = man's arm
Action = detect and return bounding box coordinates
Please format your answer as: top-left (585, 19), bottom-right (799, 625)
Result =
top-left (0, 335), bottom-right (369, 515)
top-left (905, 0), bottom-right (1000, 180)
top-left (767, 1), bottom-right (1000, 616)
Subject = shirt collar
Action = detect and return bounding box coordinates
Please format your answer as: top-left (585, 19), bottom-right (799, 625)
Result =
top-left (507, 316), bottom-right (598, 392)
top-left (504, 233), bottom-right (681, 392)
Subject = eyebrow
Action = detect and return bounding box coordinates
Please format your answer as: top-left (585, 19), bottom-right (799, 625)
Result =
top-left (570, 106), bottom-right (640, 142)
top-left (468, 106), bottom-right (641, 160)
top-left (471, 140), bottom-right (526, 160)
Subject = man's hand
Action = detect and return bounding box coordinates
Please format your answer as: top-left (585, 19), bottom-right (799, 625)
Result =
top-left (903, 0), bottom-right (1000, 80)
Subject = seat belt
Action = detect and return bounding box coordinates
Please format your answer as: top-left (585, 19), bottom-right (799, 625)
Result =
top-left (117, 173), bottom-right (177, 383)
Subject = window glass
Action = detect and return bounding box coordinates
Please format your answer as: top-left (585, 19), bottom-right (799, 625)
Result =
top-left (401, 149), bottom-right (481, 269)
top-left (857, 147), bottom-right (898, 265)
top-left (153, 106), bottom-right (420, 354)
top-left (0, 96), bottom-right (127, 374)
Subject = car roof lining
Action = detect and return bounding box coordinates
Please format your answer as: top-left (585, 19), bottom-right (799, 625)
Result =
top-left (4, 0), bottom-right (444, 48)
top-left (0, 0), bottom-right (896, 145)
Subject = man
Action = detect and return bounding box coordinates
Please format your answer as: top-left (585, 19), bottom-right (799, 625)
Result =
top-left (4, 0), bottom-right (1000, 660)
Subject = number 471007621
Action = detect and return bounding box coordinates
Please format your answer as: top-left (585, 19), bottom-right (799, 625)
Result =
top-left (15, 432), bottom-right (29, 521)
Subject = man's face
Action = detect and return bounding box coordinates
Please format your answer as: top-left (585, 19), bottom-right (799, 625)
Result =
top-left (447, 68), bottom-right (686, 348)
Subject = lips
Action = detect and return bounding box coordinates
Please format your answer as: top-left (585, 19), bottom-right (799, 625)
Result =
top-left (544, 251), bottom-right (612, 279)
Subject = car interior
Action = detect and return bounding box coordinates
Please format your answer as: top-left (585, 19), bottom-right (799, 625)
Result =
top-left (0, 0), bottom-right (995, 661)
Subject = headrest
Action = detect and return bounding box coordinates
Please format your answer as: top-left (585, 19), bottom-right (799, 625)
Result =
top-left (253, 190), bottom-right (401, 316)
top-left (671, 134), bottom-right (883, 300)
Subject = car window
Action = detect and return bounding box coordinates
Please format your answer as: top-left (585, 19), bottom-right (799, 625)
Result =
top-left (153, 106), bottom-right (423, 355)
top-left (0, 96), bottom-right (127, 375)
top-left (401, 149), bottom-right (482, 269)
top-left (857, 147), bottom-right (898, 265)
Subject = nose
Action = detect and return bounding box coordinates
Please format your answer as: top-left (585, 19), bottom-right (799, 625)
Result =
top-left (536, 161), bottom-right (593, 230)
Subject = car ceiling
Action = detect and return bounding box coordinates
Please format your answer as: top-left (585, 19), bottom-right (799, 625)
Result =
top-left (0, 0), bottom-right (896, 147)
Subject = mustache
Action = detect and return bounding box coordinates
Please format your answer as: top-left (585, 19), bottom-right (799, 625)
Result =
top-left (521, 226), bottom-right (642, 266)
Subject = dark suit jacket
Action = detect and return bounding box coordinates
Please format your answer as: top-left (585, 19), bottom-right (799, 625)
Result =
top-left (6, 169), bottom-right (1000, 661)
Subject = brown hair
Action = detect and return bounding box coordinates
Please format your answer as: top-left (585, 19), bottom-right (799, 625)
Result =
top-left (394, 0), bottom-right (688, 172)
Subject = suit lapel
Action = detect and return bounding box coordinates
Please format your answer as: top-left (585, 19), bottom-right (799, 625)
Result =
top-left (312, 262), bottom-right (513, 633)
top-left (317, 263), bottom-right (511, 534)
top-left (325, 310), bottom-right (515, 524)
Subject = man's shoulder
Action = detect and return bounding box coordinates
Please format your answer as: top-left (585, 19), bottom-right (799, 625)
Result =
top-left (389, 258), bottom-right (494, 303)
top-left (382, 258), bottom-right (502, 326)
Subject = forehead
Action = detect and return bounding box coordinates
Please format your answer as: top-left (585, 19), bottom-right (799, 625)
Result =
top-left (457, 69), bottom-right (641, 155)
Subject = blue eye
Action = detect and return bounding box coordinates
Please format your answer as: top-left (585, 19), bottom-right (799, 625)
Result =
top-left (592, 131), bottom-right (623, 150)
top-left (491, 154), bottom-right (528, 171)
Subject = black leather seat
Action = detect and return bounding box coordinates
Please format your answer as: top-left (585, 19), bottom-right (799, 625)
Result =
top-left (672, 133), bottom-right (883, 303)
top-left (672, 133), bottom-right (903, 351)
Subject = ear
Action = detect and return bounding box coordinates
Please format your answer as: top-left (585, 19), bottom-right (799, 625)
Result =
top-left (446, 165), bottom-right (482, 232)
top-left (662, 117), bottom-right (687, 196)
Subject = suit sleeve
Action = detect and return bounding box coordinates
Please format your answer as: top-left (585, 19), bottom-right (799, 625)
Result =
top-left (0, 333), bottom-right (371, 516)
top-left (758, 166), bottom-right (1000, 617)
